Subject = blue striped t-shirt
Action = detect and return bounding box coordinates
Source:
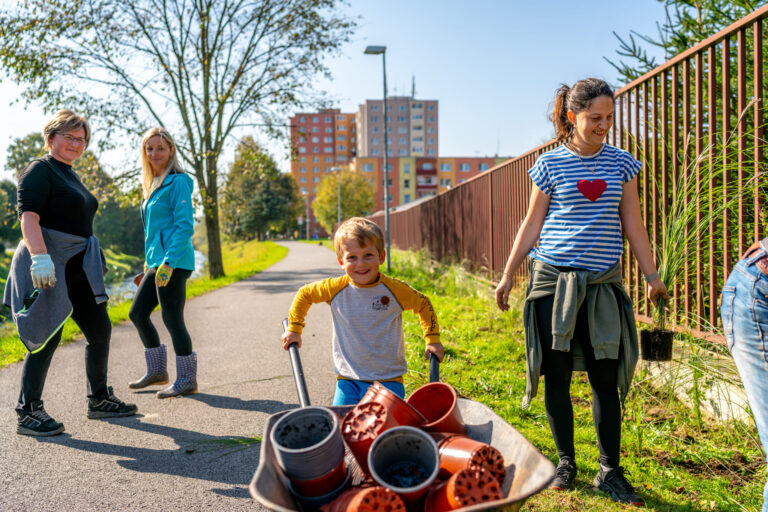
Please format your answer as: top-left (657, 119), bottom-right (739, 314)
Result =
top-left (528, 143), bottom-right (641, 271)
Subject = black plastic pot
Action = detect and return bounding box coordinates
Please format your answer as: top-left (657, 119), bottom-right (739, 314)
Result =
top-left (640, 329), bottom-right (674, 361)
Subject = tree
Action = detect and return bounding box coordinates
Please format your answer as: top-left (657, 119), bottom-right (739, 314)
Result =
top-left (220, 136), bottom-right (302, 240)
top-left (0, 0), bottom-right (355, 278)
top-left (606, 0), bottom-right (768, 83)
top-left (312, 170), bottom-right (374, 235)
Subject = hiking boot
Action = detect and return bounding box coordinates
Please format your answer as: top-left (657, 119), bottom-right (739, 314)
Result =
top-left (549, 457), bottom-right (577, 491)
top-left (16, 401), bottom-right (65, 437)
top-left (593, 466), bottom-right (644, 507)
top-left (87, 386), bottom-right (138, 419)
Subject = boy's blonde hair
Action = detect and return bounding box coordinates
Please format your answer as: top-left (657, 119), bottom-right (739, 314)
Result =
top-left (334, 217), bottom-right (384, 257)
top-left (43, 109), bottom-right (91, 151)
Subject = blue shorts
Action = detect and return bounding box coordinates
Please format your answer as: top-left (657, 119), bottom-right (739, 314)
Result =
top-left (332, 379), bottom-right (405, 406)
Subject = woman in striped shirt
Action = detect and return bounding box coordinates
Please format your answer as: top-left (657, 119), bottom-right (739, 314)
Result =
top-left (495, 78), bottom-right (668, 507)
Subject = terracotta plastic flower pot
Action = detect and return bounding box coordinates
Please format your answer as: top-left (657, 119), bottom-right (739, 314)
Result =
top-left (433, 434), bottom-right (506, 484)
top-left (406, 382), bottom-right (465, 435)
top-left (288, 465), bottom-right (352, 509)
top-left (640, 328), bottom-right (674, 361)
top-left (271, 406), bottom-right (345, 481)
top-left (341, 401), bottom-right (398, 477)
top-left (359, 382), bottom-right (427, 427)
top-left (289, 458), bottom-right (347, 497)
top-left (367, 426), bottom-right (441, 504)
top-left (320, 485), bottom-right (406, 512)
top-left (424, 467), bottom-right (502, 512)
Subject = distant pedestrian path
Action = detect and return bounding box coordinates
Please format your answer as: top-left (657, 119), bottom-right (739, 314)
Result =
top-left (0, 241), bottom-right (340, 511)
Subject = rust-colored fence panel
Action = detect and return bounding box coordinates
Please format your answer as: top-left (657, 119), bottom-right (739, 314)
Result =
top-left (370, 5), bottom-right (768, 341)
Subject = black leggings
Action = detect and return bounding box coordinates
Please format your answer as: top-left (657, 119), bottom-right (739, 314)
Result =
top-left (17, 251), bottom-right (112, 411)
top-left (534, 292), bottom-right (622, 468)
top-left (129, 267), bottom-right (193, 356)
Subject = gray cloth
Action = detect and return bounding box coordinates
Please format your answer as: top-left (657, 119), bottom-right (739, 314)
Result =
top-left (521, 258), bottom-right (639, 409)
top-left (3, 228), bottom-right (108, 353)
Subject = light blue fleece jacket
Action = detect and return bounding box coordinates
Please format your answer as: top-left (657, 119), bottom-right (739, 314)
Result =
top-left (142, 172), bottom-right (195, 270)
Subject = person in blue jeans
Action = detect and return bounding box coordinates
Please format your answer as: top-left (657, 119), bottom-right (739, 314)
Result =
top-left (721, 239), bottom-right (768, 512)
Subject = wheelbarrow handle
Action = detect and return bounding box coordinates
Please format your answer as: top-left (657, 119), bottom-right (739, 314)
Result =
top-left (429, 353), bottom-right (440, 383)
top-left (282, 318), bottom-right (311, 407)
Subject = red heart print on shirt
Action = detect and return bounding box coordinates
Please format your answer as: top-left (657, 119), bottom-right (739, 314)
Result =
top-left (577, 179), bottom-right (607, 202)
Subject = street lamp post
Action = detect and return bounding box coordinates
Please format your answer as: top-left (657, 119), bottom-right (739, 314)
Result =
top-left (364, 45), bottom-right (391, 272)
top-left (335, 167), bottom-right (342, 227)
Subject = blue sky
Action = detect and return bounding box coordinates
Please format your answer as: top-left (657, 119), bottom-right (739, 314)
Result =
top-left (0, 0), bottom-right (669, 180)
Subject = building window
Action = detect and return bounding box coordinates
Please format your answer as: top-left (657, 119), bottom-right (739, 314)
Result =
top-left (372, 137), bottom-right (379, 145)
top-left (413, 125), bottom-right (422, 131)
top-left (313, 167), bottom-right (319, 172)
top-left (460, 163), bottom-right (470, 172)
top-left (299, 147), bottom-right (307, 154)
top-left (428, 105), bottom-right (434, 111)
top-left (337, 145), bottom-right (346, 151)
top-left (324, 116), bottom-right (332, 123)
top-left (363, 163), bottom-right (374, 172)
top-left (337, 125), bottom-right (346, 131)
top-left (427, 127), bottom-right (434, 134)
top-left (323, 147), bottom-right (333, 153)
top-left (440, 163), bottom-right (451, 171)
top-left (300, 187), bottom-right (307, 194)
top-left (298, 136), bottom-right (306, 143)
top-left (412, 147), bottom-right (423, 153)
top-left (312, 126), bottom-right (319, 133)
top-left (412, 103), bottom-right (423, 108)
top-left (440, 178), bottom-right (451, 187)
top-left (337, 115), bottom-right (346, 121)
top-left (385, 164), bottom-right (393, 171)
top-left (313, 176), bottom-right (319, 183)
top-left (372, 149), bottom-right (379, 156)
top-left (337, 155), bottom-right (347, 161)
top-left (300, 167), bottom-right (307, 173)
top-left (312, 116), bottom-right (318, 123)
top-left (300, 177), bottom-right (306, 183)
top-left (479, 163), bottom-right (489, 171)
top-left (413, 136), bottom-right (423, 142)
top-left (311, 136), bottom-right (319, 143)
top-left (299, 116), bottom-right (306, 123)
top-left (312, 147), bottom-right (319, 153)
top-left (397, 116), bottom-right (407, 122)
top-left (459, 179), bottom-right (466, 184)
top-left (323, 136), bottom-right (332, 143)
top-left (403, 164), bottom-right (411, 173)
top-left (399, 105), bottom-right (407, 111)
top-left (372, 116), bottom-right (378, 122)
top-left (422, 163), bottom-right (434, 170)
top-left (398, 138), bottom-right (408, 144)
top-left (399, 149), bottom-right (407, 155)
top-left (412, 114), bottom-right (423, 120)
top-left (428, 149), bottom-right (435, 155)
top-left (299, 157), bottom-right (306, 163)
top-left (313, 156), bottom-right (320, 162)
top-left (427, 116), bottom-right (434, 122)
top-left (371, 105), bottom-right (379, 111)
top-left (398, 127), bottom-right (408, 134)
top-left (337, 134), bottom-right (347, 141)
top-left (324, 127), bottom-right (333, 133)
top-left (325, 167), bottom-right (333, 173)
top-left (372, 126), bottom-right (379, 133)
top-left (404, 179), bottom-right (410, 188)
top-left (387, 138), bottom-right (393, 145)
top-left (386, 116), bottom-right (392, 122)
top-left (428, 138), bottom-right (434, 144)
top-left (325, 157), bottom-right (333, 163)
top-left (404, 194), bottom-right (411, 202)
top-left (382, 178), bottom-right (393, 186)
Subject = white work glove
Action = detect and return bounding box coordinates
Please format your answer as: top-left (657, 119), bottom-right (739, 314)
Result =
top-left (30, 254), bottom-right (56, 289)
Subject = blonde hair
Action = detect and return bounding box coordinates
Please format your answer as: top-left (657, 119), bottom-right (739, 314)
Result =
top-left (42, 109), bottom-right (91, 151)
top-left (140, 127), bottom-right (184, 199)
top-left (333, 217), bottom-right (384, 258)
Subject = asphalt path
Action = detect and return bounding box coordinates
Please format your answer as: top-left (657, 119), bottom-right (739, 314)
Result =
top-left (0, 241), bottom-right (340, 511)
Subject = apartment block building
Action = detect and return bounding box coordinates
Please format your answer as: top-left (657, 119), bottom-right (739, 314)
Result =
top-left (289, 108), bottom-right (356, 236)
top-left (356, 97), bottom-right (438, 158)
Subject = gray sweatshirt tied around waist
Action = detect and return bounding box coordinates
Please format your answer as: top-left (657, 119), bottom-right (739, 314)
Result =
top-left (3, 228), bottom-right (107, 353)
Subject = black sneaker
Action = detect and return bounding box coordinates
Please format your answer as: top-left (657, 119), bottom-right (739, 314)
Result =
top-left (87, 386), bottom-right (138, 419)
top-left (549, 457), bottom-right (577, 490)
top-left (593, 466), bottom-right (644, 507)
top-left (17, 400), bottom-right (65, 437)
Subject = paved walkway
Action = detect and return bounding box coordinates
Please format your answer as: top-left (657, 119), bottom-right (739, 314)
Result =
top-left (0, 242), bottom-right (339, 511)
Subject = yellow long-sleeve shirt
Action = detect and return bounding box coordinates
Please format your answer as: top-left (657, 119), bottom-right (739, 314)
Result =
top-left (287, 273), bottom-right (440, 382)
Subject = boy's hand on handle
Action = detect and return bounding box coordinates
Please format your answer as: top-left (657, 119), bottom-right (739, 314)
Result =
top-left (647, 277), bottom-right (669, 306)
top-left (282, 330), bottom-right (302, 351)
top-left (425, 342), bottom-right (444, 362)
top-left (495, 274), bottom-right (513, 311)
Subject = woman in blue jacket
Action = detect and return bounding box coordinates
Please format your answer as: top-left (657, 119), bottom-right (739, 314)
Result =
top-left (128, 127), bottom-right (197, 398)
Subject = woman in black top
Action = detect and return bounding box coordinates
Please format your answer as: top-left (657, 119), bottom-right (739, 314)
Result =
top-left (12, 109), bottom-right (137, 436)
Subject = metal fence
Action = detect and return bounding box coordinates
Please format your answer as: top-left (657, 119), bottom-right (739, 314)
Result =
top-left (370, 5), bottom-right (768, 340)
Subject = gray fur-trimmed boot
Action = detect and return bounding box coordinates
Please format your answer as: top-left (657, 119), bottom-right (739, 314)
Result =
top-left (129, 344), bottom-right (169, 389)
top-left (157, 352), bottom-right (198, 398)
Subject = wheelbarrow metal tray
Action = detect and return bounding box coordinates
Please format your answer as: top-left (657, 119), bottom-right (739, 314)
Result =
top-left (250, 397), bottom-right (555, 511)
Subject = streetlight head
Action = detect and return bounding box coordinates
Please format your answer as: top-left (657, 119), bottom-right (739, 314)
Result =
top-left (364, 45), bottom-right (386, 55)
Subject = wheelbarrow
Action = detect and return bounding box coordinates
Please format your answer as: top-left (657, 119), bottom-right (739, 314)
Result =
top-left (249, 321), bottom-right (555, 511)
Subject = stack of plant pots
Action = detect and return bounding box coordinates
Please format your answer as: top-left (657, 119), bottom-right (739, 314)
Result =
top-left (319, 381), bottom-right (508, 511)
top-left (271, 406), bottom-right (350, 508)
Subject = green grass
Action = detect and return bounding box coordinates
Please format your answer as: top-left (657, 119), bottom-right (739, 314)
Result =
top-left (0, 240), bottom-right (287, 369)
top-left (390, 249), bottom-right (762, 512)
